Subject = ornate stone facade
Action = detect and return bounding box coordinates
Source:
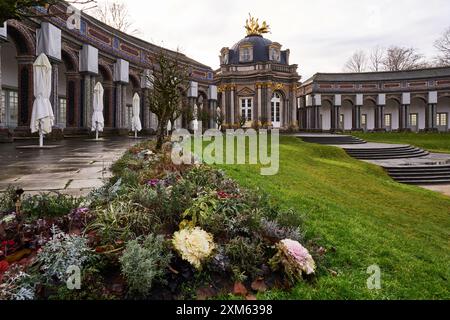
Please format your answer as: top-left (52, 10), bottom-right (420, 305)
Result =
top-left (0, 2), bottom-right (216, 141)
top-left (298, 69), bottom-right (450, 132)
top-left (214, 19), bottom-right (300, 129)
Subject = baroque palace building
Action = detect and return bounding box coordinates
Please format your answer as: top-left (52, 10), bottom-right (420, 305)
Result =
top-left (0, 2), bottom-right (216, 142)
top-left (215, 16), bottom-right (300, 129)
top-left (1, 7), bottom-right (450, 141)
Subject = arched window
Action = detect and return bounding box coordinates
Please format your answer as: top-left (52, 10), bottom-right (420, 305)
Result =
top-left (271, 92), bottom-right (282, 128)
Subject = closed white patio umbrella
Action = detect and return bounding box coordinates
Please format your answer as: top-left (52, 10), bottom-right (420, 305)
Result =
top-left (131, 92), bottom-right (142, 138)
top-left (30, 53), bottom-right (54, 147)
top-left (92, 82), bottom-right (105, 140)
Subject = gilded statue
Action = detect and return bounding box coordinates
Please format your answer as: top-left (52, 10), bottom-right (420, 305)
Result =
top-left (245, 14), bottom-right (270, 36)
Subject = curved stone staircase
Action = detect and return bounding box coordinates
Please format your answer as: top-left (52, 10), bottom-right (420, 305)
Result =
top-left (344, 145), bottom-right (429, 160)
top-left (299, 134), bottom-right (450, 185)
top-left (384, 164), bottom-right (450, 185)
top-left (299, 135), bottom-right (366, 145)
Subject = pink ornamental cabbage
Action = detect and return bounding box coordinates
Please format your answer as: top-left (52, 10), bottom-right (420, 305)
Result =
top-left (281, 239), bottom-right (316, 275)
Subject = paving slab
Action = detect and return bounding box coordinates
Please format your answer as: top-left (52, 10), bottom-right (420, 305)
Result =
top-left (0, 137), bottom-right (148, 196)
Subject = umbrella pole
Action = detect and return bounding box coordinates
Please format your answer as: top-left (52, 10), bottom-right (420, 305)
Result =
top-left (135, 129), bottom-right (137, 139)
top-left (39, 122), bottom-right (44, 148)
top-left (96, 122), bottom-right (99, 141)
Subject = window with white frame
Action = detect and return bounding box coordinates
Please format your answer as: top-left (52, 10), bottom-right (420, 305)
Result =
top-left (384, 114), bottom-right (392, 127)
top-left (437, 113), bottom-right (448, 126)
top-left (59, 97), bottom-right (67, 128)
top-left (1, 89), bottom-right (18, 128)
top-left (239, 46), bottom-right (253, 63)
top-left (409, 113), bottom-right (418, 127)
top-left (271, 92), bottom-right (281, 123)
top-left (240, 97), bottom-right (253, 121)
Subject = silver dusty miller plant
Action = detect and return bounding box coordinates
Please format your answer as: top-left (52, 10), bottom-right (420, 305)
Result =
top-left (0, 265), bottom-right (35, 300)
top-left (36, 225), bottom-right (93, 283)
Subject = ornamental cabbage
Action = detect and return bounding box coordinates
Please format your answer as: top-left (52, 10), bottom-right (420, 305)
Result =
top-left (172, 227), bottom-right (216, 270)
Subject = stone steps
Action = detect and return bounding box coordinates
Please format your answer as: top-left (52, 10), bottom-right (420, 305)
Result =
top-left (384, 165), bottom-right (450, 185)
top-left (345, 146), bottom-right (429, 160)
top-left (300, 136), bottom-right (367, 145)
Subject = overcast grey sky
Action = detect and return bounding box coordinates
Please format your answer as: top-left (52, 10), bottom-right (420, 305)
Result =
top-left (86, 0), bottom-right (450, 80)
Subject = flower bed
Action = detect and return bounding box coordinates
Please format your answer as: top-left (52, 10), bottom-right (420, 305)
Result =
top-left (0, 140), bottom-right (323, 300)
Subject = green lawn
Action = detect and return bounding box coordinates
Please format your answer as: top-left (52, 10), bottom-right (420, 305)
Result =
top-left (353, 132), bottom-right (450, 154)
top-left (214, 137), bottom-right (450, 300)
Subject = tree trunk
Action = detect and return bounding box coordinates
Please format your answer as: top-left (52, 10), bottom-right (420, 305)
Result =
top-left (155, 120), bottom-right (167, 151)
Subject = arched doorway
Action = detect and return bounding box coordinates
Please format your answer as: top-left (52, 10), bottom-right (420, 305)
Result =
top-left (385, 98), bottom-right (400, 131)
top-left (341, 99), bottom-right (353, 131)
top-left (361, 98), bottom-right (376, 131)
top-left (410, 97), bottom-right (426, 132)
top-left (271, 92), bottom-right (282, 128)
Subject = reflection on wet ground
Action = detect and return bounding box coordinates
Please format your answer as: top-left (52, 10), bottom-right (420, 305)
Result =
top-left (0, 137), bottom-right (145, 196)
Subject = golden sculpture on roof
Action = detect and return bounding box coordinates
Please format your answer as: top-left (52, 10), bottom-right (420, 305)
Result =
top-left (245, 14), bottom-right (270, 36)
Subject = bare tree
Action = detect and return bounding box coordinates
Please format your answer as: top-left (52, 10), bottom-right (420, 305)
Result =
top-left (382, 46), bottom-right (427, 71)
top-left (370, 46), bottom-right (384, 72)
top-left (434, 27), bottom-right (450, 66)
top-left (147, 50), bottom-right (188, 150)
top-left (344, 50), bottom-right (367, 72)
top-left (94, 0), bottom-right (139, 35)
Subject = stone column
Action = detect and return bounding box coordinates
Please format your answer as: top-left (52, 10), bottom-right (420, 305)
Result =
top-left (114, 83), bottom-right (123, 129)
top-left (399, 104), bottom-right (410, 130)
top-left (375, 105), bottom-right (385, 131)
top-left (221, 89), bottom-right (226, 122)
top-left (257, 84), bottom-right (262, 124)
top-left (83, 74), bottom-right (94, 130)
top-left (230, 85), bottom-right (235, 125)
top-left (121, 85), bottom-right (127, 129)
top-left (352, 105), bottom-right (362, 131)
top-left (103, 81), bottom-right (114, 128)
top-left (425, 103), bottom-right (437, 132)
top-left (209, 99), bottom-right (217, 129)
top-left (50, 61), bottom-right (60, 127)
top-left (291, 89), bottom-right (298, 128)
top-left (142, 88), bottom-right (150, 131)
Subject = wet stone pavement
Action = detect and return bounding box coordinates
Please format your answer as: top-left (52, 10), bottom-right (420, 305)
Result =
top-left (0, 137), bottom-right (145, 197)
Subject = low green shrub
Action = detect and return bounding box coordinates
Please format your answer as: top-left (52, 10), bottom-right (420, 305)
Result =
top-left (88, 200), bottom-right (158, 245)
top-left (224, 237), bottom-right (266, 281)
top-left (22, 193), bottom-right (82, 219)
top-left (120, 234), bottom-right (173, 298)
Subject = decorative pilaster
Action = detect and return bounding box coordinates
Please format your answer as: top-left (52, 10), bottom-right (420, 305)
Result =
top-left (230, 85), bottom-right (235, 125)
top-left (352, 105), bottom-right (362, 131)
top-left (425, 91), bottom-right (438, 132)
top-left (257, 83), bottom-right (262, 124)
top-left (375, 94), bottom-right (386, 131)
top-left (331, 95), bottom-right (341, 132)
top-left (83, 74), bottom-right (94, 129)
top-left (425, 103), bottom-right (438, 132)
top-left (114, 83), bottom-right (122, 128)
top-left (141, 88), bottom-right (150, 130)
